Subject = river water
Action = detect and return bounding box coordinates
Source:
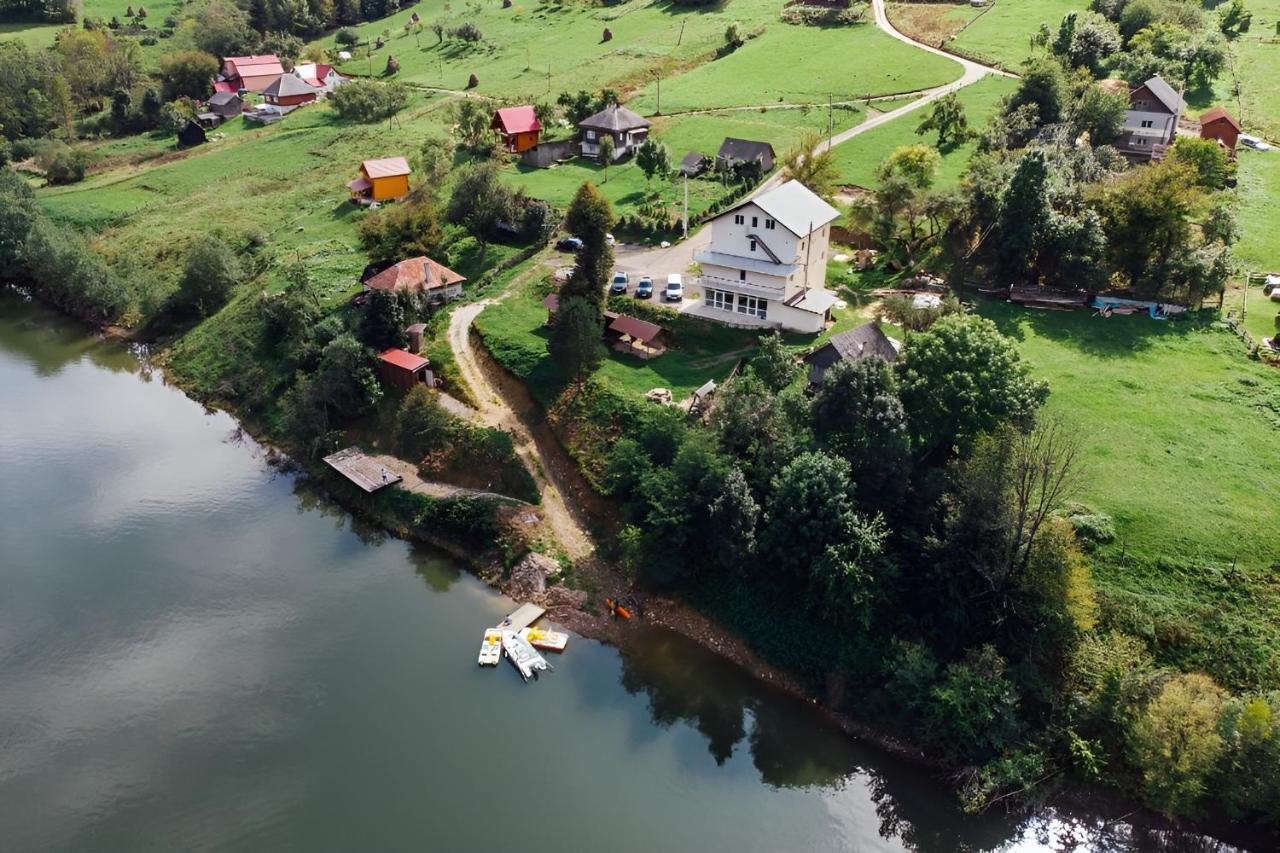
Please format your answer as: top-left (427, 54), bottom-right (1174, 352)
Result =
top-left (0, 292), bottom-right (1242, 852)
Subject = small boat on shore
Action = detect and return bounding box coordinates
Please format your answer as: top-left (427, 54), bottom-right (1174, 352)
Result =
top-left (502, 630), bottom-right (551, 681)
top-left (478, 629), bottom-right (503, 666)
top-left (521, 626), bottom-right (568, 653)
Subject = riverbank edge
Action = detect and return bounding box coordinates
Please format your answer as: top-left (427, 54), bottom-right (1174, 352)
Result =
top-left (49, 288), bottom-right (1271, 851)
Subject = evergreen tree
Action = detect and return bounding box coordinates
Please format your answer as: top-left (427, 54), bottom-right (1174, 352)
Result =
top-left (562, 182), bottom-right (614, 306)
top-left (548, 295), bottom-right (606, 386)
top-left (997, 149), bottom-right (1051, 281)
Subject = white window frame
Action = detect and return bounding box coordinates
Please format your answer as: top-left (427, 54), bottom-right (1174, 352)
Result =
top-left (736, 295), bottom-right (767, 319)
top-left (586, 130), bottom-right (596, 141)
top-left (705, 288), bottom-right (735, 311)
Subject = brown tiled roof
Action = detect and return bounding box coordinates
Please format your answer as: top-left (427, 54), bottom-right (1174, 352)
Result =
top-left (363, 256), bottom-right (465, 292)
top-left (609, 314), bottom-right (662, 343)
top-left (1199, 106), bottom-right (1240, 131)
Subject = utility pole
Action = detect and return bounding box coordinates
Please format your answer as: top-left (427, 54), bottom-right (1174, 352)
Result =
top-left (683, 173), bottom-right (689, 237)
top-left (803, 219), bottom-right (813, 293)
top-left (677, 18), bottom-right (686, 46)
top-left (547, 63), bottom-right (551, 95)
top-left (655, 72), bottom-right (661, 115)
top-left (827, 94), bottom-right (833, 149)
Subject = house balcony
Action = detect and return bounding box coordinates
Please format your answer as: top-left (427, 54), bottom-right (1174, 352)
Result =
top-left (697, 274), bottom-right (787, 302)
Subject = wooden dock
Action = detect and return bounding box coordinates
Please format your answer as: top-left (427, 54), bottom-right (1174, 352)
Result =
top-left (498, 602), bottom-right (545, 633)
top-left (323, 447), bottom-right (403, 493)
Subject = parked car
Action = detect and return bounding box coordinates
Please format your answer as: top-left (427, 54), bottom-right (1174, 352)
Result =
top-left (1241, 135), bottom-right (1271, 152)
top-left (555, 236), bottom-right (583, 252)
top-left (605, 232), bottom-right (616, 246)
top-left (610, 271), bottom-right (629, 294)
top-left (664, 274), bottom-right (683, 303)
top-left (635, 276), bottom-right (653, 298)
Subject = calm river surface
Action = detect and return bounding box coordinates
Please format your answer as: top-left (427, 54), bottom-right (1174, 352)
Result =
top-left (0, 292), bottom-right (1241, 852)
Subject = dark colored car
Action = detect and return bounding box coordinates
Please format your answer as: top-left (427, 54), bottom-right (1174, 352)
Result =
top-left (556, 236), bottom-right (583, 252)
top-left (634, 276), bottom-right (653, 298)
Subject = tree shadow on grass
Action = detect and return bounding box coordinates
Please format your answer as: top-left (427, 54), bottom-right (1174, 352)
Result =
top-left (978, 298), bottom-right (1201, 357)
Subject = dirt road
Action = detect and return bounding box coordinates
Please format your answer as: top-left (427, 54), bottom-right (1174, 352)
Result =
top-left (447, 299), bottom-right (596, 560)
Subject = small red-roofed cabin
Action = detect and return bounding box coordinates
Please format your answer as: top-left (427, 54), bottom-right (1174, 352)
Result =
top-left (377, 348), bottom-right (434, 390)
top-left (1199, 106), bottom-right (1241, 152)
top-left (491, 106), bottom-right (542, 153)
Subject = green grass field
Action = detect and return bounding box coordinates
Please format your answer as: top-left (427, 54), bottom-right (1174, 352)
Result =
top-left (833, 74), bottom-right (1017, 188)
top-left (981, 302), bottom-right (1280, 571)
top-left (1208, 0), bottom-right (1280, 140)
top-left (2, 0), bottom-right (190, 65)
top-left (946, 0), bottom-right (1084, 69)
top-left (503, 106), bottom-right (865, 223)
top-left (627, 21), bottom-right (961, 113)
top-left (327, 0), bottom-right (778, 100)
top-left (980, 301), bottom-right (1280, 689)
top-left (38, 93), bottom-right (462, 304)
top-left (474, 277), bottom-right (756, 404)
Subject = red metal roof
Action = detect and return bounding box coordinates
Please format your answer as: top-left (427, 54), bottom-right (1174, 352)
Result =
top-left (363, 256), bottom-right (466, 292)
top-left (609, 314), bottom-right (662, 343)
top-left (379, 348), bottom-right (429, 372)
top-left (226, 54), bottom-right (282, 69)
top-left (212, 80), bottom-right (237, 94)
top-left (492, 105), bottom-right (541, 135)
top-left (1199, 106), bottom-right (1240, 132)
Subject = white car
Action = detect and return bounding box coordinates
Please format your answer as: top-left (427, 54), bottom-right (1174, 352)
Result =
top-left (664, 274), bottom-right (683, 303)
top-left (1241, 134), bottom-right (1271, 152)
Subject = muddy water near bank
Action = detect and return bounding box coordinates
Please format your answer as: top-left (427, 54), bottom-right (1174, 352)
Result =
top-left (0, 293), bottom-right (1248, 852)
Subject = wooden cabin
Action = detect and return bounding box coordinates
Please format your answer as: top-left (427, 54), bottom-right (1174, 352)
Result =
top-left (491, 106), bottom-right (542, 153)
top-left (377, 348), bottom-right (434, 390)
top-left (262, 73), bottom-right (319, 108)
top-left (1199, 106), bottom-right (1241, 152)
top-left (348, 157), bottom-right (412, 204)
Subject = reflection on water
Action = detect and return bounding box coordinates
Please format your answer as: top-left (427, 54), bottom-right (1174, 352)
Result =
top-left (0, 291), bottom-right (1253, 853)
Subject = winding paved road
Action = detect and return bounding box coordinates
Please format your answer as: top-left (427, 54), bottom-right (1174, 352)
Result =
top-left (448, 1), bottom-right (1015, 557)
top-left (615, 0), bottom-right (1013, 277)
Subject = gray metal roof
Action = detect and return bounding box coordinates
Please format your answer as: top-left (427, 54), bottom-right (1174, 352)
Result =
top-left (578, 104), bottom-right (651, 132)
top-left (1137, 76), bottom-right (1184, 115)
top-left (716, 137), bottom-right (775, 165)
top-left (263, 73), bottom-right (315, 98)
top-left (727, 180), bottom-right (839, 237)
top-left (803, 322), bottom-right (898, 384)
top-left (208, 91), bottom-right (241, 106)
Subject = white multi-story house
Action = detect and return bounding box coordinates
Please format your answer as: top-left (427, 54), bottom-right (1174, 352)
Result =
top-left (692, 180), bottom-right (840, 334)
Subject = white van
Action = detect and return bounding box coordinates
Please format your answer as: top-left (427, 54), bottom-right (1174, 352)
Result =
top-left (664, 274), bottom-right (683, 303)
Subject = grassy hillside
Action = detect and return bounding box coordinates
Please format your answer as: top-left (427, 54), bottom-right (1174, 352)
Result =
top-left (946, 0), bottom-right (1083, 69)
top-left (626, 21), bottom-right (961, 112)
top-left (503, 106), bottom-right (865, 221)
top-left (832, 74), bottom-right (1017, 188)
top-left (980, 302), bottom-right (1280, 689)
top-left (38, 93), bottom-right (459, 307)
